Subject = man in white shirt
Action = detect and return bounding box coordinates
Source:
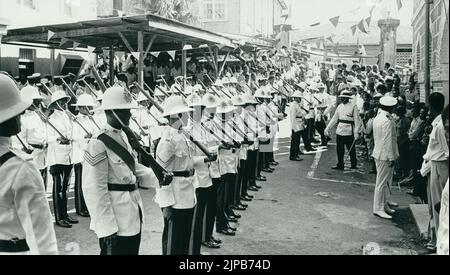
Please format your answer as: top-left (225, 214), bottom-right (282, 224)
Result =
top-left (437, 104), bottom-right (449, 255)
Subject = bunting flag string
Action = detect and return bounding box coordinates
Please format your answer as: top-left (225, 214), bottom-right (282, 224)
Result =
top-left (73, 41), bottom-right (80, 50)
top-left (87, 46), bottom-right (96, 55)
top-left (365, 17), bottom-right (372, 28)
top-left (59, 37), bottom-right (69, 46)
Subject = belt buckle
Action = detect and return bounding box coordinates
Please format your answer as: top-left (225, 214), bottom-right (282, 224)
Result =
top-left (10, 238), bottom-right (20, 253)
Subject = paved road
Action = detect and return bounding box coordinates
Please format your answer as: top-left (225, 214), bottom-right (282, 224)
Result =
top-left (51, 119), bottom-right (426, 255)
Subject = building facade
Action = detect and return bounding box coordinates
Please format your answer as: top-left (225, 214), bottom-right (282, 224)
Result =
top-left (190, 0), bottom-right (289, 38)
top-left (0, 0), bottom-right (97, 77)
top-left (412, 0), bottom-right (449, 104)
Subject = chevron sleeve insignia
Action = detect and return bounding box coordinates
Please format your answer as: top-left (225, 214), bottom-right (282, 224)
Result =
top-left (84, 151), bottom-right (107, 166)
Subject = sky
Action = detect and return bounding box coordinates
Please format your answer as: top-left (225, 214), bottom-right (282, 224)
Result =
top-left (289, 0), bottom-right (414, 29)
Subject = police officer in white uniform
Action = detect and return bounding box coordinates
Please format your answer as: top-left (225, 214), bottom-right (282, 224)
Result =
top-left (18, 85), bottom-right (48, 189)
top-left (325, 90), bottom-right (361, 170)
top-left (372, 96), bottom-right (399, 220)
top-left (0, 74), bottom-right (58, 255)
top-left (71, 94), bottom-right (98, 217)
top-left (47, 90), bottom-right (78, 228)
top-left (82, 86), bottom-right (159, 255)
top-left (289, 91), bottom-right (306, 161)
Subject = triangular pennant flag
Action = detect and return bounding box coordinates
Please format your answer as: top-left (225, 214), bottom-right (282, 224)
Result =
top-left (357, 19), bottom-right (368, 34)
top-left (60, 37), bottom-right (69, 46)
top-left (326, 36), bottom-right (334, 43)
top-left (310, 22), bottom-right (321, 27)
top-left (397, 0), bottom-right (403, 10)
top-left (167, 51), bottom-right (176, 61)
top-left (131, 52), bottom-right (139, 60)
top-left (87, 46), bottom-right (95, 55)
top-left (47, 30), bottom-right (56, 41)
top-left (329, 16), bottom-right (340, 28)
top-left (73, 41), bottom-right (80, 50)
top-left (365, 17), bottom-right (372, 27)
top-left (351, 25), bottom-right (357, 36)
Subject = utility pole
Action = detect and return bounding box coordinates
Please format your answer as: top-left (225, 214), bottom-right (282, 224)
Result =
top-left (424, 0), bottom-right (432, 105)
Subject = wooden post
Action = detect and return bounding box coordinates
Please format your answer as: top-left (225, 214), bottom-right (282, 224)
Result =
top-left (109, 45), bottom-right (114, 86)
top-left (138, 31), bottom-right (144, 86)
top-left (214, 47), bottom-right (219, 78)
top-left (424, 0), bottom-right (431, 105)
top-left (50, 48), bottom-right (55, 78)
top-left (181, 40), bottom-right (187, 88)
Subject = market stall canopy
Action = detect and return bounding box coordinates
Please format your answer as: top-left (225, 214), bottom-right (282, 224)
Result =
top-left (2, 13), bottom-right (236, 52)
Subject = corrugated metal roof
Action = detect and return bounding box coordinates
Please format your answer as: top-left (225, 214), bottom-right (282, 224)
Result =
top-left (3, 13), bottom-right (236, 51)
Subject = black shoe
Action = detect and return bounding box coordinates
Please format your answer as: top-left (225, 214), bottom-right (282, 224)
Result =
top-left (331, 166), bottom-right (344, 171)
top-left (228, 226), bottom-right (237, 232)
top-left (232, 213), bottom-right (242, 218)
top-left (65, 215), bottom-right (79, 224)
top-left (245, 194), bottom-right (254, 199)
top-left (232, 205), bottom-right (246, 211)
top-left (254, 184), bottom-right (262, 189)
top-left (270, 161), bottom-right (279, 166)
top-left (239, 203), bottom-right (248, 208)
top-left (256, 176), bottom-right (267, 182)
top-left (262, 168), bottom-right (273, 173)
top-left (248, 186), bottom-right (259, 192)
top-left (76, 211), bottom-right (90, 218)
top-left (56, 220), bottom-right (72, 228)
top-left (202, 241), bottom-right (221, 249)
top-left (240, 196), bottom-right (252, 202)
top-left (299, 151), bottom-right (305, 155)
top-left (228, 218), bottom-right (238, 223)
top-left (290, 157), bottom-right (303, 162)
top-left (211, 236), bottom-right (222, 244)
top-left (217, 229), bottom-right (235, 236)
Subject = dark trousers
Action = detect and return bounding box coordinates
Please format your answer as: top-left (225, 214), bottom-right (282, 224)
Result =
top-left (315, 119), bottom-right (328, 146)
top-left (236, 160), bottom-right (246, 204)
top-left (247, 150), bottom-right (258, 188)
top-left (50, 164), bottom-right (73, 222)
top-left (409, 140), bottom-right (423, 173)
top-left (215, 177), bottom-right (228, 231)
top-left (241, 159), bottom-right (250, 197)
top-left (336, 135), bottom-right (357, 168)
top-left (162, 208), bottom-right (195, 255)
top-left (74, 163), bottom-right (88, 215)
top-left (397, 140), bottom-right (410, 178)
top-left (290, 130), bottom-right (301, 159)
top-left (224, 173), bottom-right (237, 217)
top-left (300, 129), bottom-right (313, 151)
top-left (257, 150), bottom-right (265, 175)
top-left (40, 168), bottom-right (48, 191)
top-left (99, 233), bottom-right (141, 255)
top-left (191, 187), bottom-right (210, 255)
top-left (306, 118), bottom-right (316, 141)
top-left (204, 178), bottom-right (220, 242)
top-left (281, 98), bottom-right (287, 114)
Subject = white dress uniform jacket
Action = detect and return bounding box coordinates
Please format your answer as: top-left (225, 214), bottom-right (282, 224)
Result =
top-left (154, 127), bottom-right (197, 209)
top-left (289, 101), bottom-right (306, 132)
top-left (82, 125), bottom-right (158, 238)
top-left (202, 117), bottom-right (221, 179)
top-left (187, 121), bottom-right (213, 189)
top-left (0, 137), bottom-right (58, 255)
top-left (47, 109), bottom-right (73, 166)
top-left (216, 118), bottom-right (239, 175)
top-left (372, 110), bottom-right (399, 161)
top-left (326, 102), bottom-right (361, 137)
top-left (19, 110), bottom-right (48, 170)
top-left (72, 114), bottom-right (97, 165)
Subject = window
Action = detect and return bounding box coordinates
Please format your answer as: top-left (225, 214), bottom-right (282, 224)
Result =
top-left (201, 0), bottom-right (227, 21)
top-left (16, 0), bottom-right (38, 10)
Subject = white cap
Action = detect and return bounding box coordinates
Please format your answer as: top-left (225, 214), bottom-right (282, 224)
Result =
top-left (186, 93), bottom-right (203, 107)
top-left (380, 96), bottom-right (398, 107)
top-left (72, 94), bottom-right (97, 107)
top-left (231, 95), bottom-right (246, 106)
top-left (162, 96), bottom-right (193, 117)
top-left (254, 89), bottom-right (271, 99)
top-left (48, 90), bottom-right (71, 109)
top-left (21, 85), bottom-right (44, 100)
top-left (99, 86), bottom-right (139, 110)
top-left (291, 91), bottom-right (303, 99)
top-left (339, 90), bottom-right (353, 99)
top-left (216, 100), bottom-right (236, 114)
top-left (242, 94), bottom-right (258, 105)
top-left (0, 74), bottom-right (32, 124)
top-left (202, 93), bottom-right (219, 108)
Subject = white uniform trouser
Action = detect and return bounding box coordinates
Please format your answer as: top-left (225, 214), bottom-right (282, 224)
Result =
top-left (430, 160), bottom-right (449, 231)
top-left (373, 159), bottom-right (394, 212)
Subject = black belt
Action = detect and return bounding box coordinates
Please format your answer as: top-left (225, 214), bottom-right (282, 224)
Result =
top-left (0, 239), bottom-right (29, 253)
top-left (338, 119), bottom-right (354, 125)
top-left (173, 169), bottom-right (195, 178)
top-left (296, 116), bottom-right (303, 119)
top-left (107, 184), bottom-right (137, 192)
top-left (29, 144), bottom-right (44, 150)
